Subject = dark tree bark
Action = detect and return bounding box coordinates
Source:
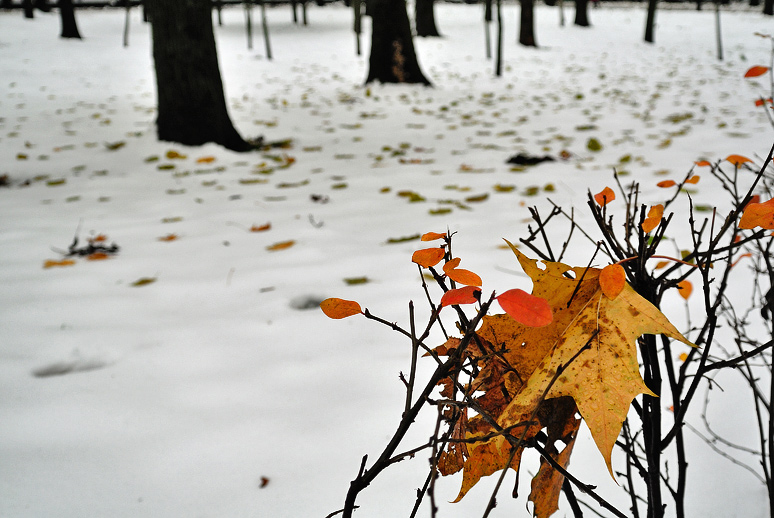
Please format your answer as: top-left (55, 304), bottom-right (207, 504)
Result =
top-left (33, 0), bottom-right (50, 12)
top-left (765, 0), bottom-right (773, 15)
top-left (518, 0), bottom-right (537, 47)
top-left (22, 0), bottom-right (34, 18)
top-left (1, 0), bottom-right (14, 10)
top-left (750, 0), bottom-right (760, 7)
top-left (415, 0), bottom-right (441, 37)
top-left (365, 0), bottom-right (431, 85)
top-left (574, 0), bottom-right (590, 26)
top-left (644, 0), bottom-right (657, 42)
top-left (59, 0), bottom-right (82, 39)
top-left (147, 0), bottom-right (253, 152)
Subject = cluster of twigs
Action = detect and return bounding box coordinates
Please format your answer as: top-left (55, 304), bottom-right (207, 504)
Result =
top-left (330, 141), bottom-right (774, 518)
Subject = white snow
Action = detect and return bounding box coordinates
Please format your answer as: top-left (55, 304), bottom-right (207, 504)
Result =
top-left (1, 2), bottom-right (772, 517)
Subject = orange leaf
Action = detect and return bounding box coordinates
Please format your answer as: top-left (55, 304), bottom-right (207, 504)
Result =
top-left (196, 156), bottom-right (216, 163)
top-left (685, 175), bottom-right (700, 184)
top-left (744, 65), bottom-right (770, 78)
top-left (412, 247), bottom-right (445, 268)
top-left (158, 233), bottom-right (178, 242)
top-left (694, 160), bottom-right (712, 167)
top-left (739, 198), bottom-right (774, 229)
top-left (641, 204), bottom-right (664, 233)
top-left (251, 223), bottom-right (271, 232)
top-left (320, 298), bottom-right (362, 319)
top-left (443, 258), bottom-right (461, 272)
top-left (421, 232), bottom-right (446, 241)
top-left (726, 154), bottom-right (752, 167)
top-left (86, 252), bottom-right (110, 261)
top-left (594, 187), bottom-right (615, 206)
top-left (267, 240), bottom-right (296, 251)
top-left (677, 280), bottom-right (693, 300)
top-left (447, 268), bottom-right (483, 287)
top-left (91, 234), bottom-right (107, 242)
top-left (43, 259), bottom-right (76, 268)
top-left (599, 264), bottom-right (626, 299)
top-left (654, 260), bottom-right (669, 270)
top-left (443, 258), bottom-right (482, 286)
top-left (441, 286), bottom-right (481, 307)
top-left (657, 180), bottom-right (676, 188)
top-left (679, 352), bottom-right (688, 362)
top-left (496, 289), bottom-right (553, 327)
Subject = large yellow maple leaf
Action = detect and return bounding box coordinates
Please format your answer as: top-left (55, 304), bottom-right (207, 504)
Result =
top-left (438, 243), bottom-right (693, 514)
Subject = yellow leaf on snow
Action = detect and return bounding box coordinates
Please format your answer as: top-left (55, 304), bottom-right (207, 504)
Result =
top-left (267, 240), bottom-right (295, 251)
top-left (43, 259), bottom-right (76, 268)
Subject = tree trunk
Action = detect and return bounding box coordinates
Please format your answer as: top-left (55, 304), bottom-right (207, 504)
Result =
top-left (22, 0), bottom-right (34, 18)
top-left (415, 0), bottom-right (441, 37)
top-left (33, 0), bottom-right (50, 12)
top-left (1, 0), bottom-right (13, 9)
top-left (644, 0), bottom-right (657, 42)
top-left (365, 0), bottom-right (431, 85)
top-left (574, 0), bottom-right (590, 26)
top-left (765, 0), bottom-right (773, 15)
top-left (750, 0), bottom-right (760, 7)
top-left (147, 0), bottom-right (253, 152)
top-left (518, 0), bottom-right (537, 47)
top-left (59, 0), bottom-right (82, 39)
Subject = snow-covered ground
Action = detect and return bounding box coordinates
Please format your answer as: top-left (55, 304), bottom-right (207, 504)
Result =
top-left (1, 3), bottom-right (772, 517)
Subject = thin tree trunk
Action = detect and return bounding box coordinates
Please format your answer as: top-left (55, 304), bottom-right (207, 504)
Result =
top-left (484, 0), bottom-right (492, 60)
top-left (765, 0), bottom-right (773, 16)
top-left (260, 0), bottom-right (272, 60)
top-left (353, 0), bottom-right (362, 55)
top-left (518, 0), bottom-right (537, 47)
top-left (495, 0), bottom-right (503, 77)
top-left (365, 0), bottom-right (431, 85)
top-left (1, 0), bottom-right (13, 10)
top-left (148, 0), bottom-right (252, 152)
top-left (714, 0), bottom-right (723, 61)
top-left (245, 0), bottom-right (254, 50)
top-left (123, 0), bottom-right (131, 47)
top-left (645, 0), bottom-right (657, 43)
top-left (59, 0), bottom-right (82, 39)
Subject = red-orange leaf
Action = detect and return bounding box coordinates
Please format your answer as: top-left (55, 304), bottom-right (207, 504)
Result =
top-left (744, 65), bottom-right (770, 78)
top-left (158, 233), bottom-right (178, 242)
top-left (695, 160), bottom-right (712, 167)
top-left (251, 223), bottom-right (271, 232)
top-left (320, 298), bottom-right (362, 319)
top-left (441, 286), bottom-right (481, 307)
top-left (685, 175), bottom-right (700, 184)
top-left (740, 198), bottom-right (774, 229)
top-left (594, 187), bottom-right (615, 207)
top-left (421, 232), bottom-right (446, 241)
top-left (726, 154), bottom-right (752, 167)
top-left (599, 264), bottom-right (626, 299)
top-left (657, 180), bottom-right (676, 188)
top-left (677, 280), bottom-right (693, 300)
top-left (196, 156), bottom-right (216, 164)
top-left (496, 289), bottom-right (553, 327)
top-left (86, 252), bottom-right (110, 261)
top-left (412, 247), bottom-right (445, 268)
